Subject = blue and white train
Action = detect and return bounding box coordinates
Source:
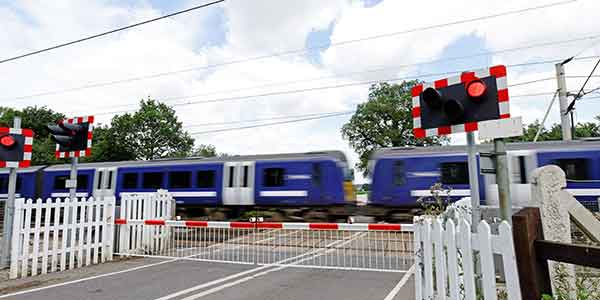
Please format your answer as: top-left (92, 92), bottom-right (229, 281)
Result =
top-left (1, 140), bottom-right (599, 221)
top-left (0, 151), bottom-right (356, 220)
top-left (369, 139), bottom-right (600, 214)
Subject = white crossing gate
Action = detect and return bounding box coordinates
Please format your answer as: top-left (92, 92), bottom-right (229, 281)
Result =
top-left (115, 219), bottom-right (414, 273)
top-left (414, 217), bottom-right (521, 300)
top-left (9, 196), bottom-right (115, 279)
top-left (118, 190), bottom-right (175, 255)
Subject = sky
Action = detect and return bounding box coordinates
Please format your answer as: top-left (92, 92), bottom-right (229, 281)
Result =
top-left (1, 0), bottom-right (600, 183)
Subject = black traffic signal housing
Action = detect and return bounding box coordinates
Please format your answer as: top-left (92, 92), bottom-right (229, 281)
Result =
top-left (0, 128), bottom-right (34, 168)
top-left (412, 65), bottom-right (509, 138)
top-left (47, 120), bottom-right (92, 157)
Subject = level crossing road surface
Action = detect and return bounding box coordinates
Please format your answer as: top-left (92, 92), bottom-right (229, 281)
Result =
top-left (0, 224), bottom-right (415, 300)
top-left (0, 256), bottom-right (414, 300)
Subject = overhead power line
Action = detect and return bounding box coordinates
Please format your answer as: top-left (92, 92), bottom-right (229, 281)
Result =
top-left (2, 0), bottom-right (580, 102)
top-left (184, 110), bottom-right (354, 128)
top-left (78, 57), bottom-right (600, 117)
top-left (566, 58), bottom-right (600, 113)
top-left (0, 0), bottom-right (225, 65)
top-left (189, 111), bottom-right (353, 135)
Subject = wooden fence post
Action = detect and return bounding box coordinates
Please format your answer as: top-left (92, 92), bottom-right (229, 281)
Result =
top-left (512, 207), bottom-right (552, 300)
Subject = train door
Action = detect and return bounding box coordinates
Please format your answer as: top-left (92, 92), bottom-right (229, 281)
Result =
top-left (222, 162), bottom-right (255, 205)
top-left (484, 150), bottom-right (537, 206)
top-left (93, 167), bottom-right (117, 199)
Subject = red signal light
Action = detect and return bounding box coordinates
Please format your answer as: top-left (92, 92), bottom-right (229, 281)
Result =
top-left (0, 134), bottom-right (15, 148)
top-left (466, 80), bottom-right (487, 99)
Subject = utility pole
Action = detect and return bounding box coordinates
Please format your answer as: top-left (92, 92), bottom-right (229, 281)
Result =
top-left (69, 157), bottom-right (78, 200)
top-left (556, 62), bottom-right (572, 141)
top-left (0, 117), bottom-right (21, 269)
top-left (494, 138), bottom-right (512, 224)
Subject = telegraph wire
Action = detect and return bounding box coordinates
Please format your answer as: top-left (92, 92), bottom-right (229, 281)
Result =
top-left (566, 58), bottom-right (600, 113)
top-left (79, 57), bottom-right (600, 117)
top-left (188, 111), bottom-right (354, 135)
top-left (1, 0), bottom-right (581, 102)
top-left (0, 0), bottom-right (225, 65)
top-left (184, 110), bottom-right (354, 128)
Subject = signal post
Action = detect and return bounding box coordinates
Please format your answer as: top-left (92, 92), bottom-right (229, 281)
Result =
top-left (411, 65), bottom-right (520, 226)
top-left (0, 117), bottom-right (34, 268)
top-left (47, 116), bottom-right (94, 200)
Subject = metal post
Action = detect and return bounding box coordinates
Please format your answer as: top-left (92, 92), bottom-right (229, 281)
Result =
top-left (555, 63), bottom-right (572, 141)
top-left (69, 157), bottom-right (78, 200)
top-left (0, 117), bottom-right (21, 269)
top-left (466, 132), bottom-right (481, 232)
top-left (494, 138), bottom-right (512, 224)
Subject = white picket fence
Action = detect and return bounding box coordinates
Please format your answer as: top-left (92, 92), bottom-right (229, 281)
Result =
top-left (414, 217), bottom-right (521, 300)
top-left (117, 190), bottom-right (174, 255)
top-left (9, 196), bottom-right (115, 279)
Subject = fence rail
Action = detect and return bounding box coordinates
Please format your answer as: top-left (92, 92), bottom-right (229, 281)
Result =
top-left (115, 219), bottom-right (414, 273)
top-left (9, 196), bottom-right (115, 279)
top-left (414, 216), bottom-right (522, 300)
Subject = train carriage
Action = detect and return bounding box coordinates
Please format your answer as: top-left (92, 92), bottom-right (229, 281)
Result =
top-left (1, 151), bottom-right (355, 220)
top-left (369, 139), bottom-right (600, 214)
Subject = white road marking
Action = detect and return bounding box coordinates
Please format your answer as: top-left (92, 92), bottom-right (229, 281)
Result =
top-left (153, 236), bottom-right (354, 300)
top-left (176, 233), bottom-right (366, 300)
top-left (0, 230), bottom-right (293, 299)
top-left (383, 264), bottom-right (415, 300)
top-left (0, 258), bottom-right (177, 299)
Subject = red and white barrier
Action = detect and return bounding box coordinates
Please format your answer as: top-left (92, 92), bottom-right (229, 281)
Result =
top-left (114, 218), bottom-right (413, 232)
top-left (114, 218), bottom-right (414, 272)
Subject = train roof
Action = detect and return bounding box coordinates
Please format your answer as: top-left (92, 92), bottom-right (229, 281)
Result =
top-left (372, 139), bottom-right (600, 159)
top-left (0, 165), bottom-right (46, 175)
top-left (41, 150), bottom-right (349, 171)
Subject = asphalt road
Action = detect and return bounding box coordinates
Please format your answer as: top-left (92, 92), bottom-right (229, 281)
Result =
top-left (0, 258), bottom-right (415, 300)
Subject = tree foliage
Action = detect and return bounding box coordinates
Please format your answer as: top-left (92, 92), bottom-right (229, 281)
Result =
top-left (192, 144), bottom-right (217, 157)
top-left (106, 98), bottom-right (195, 160)
top-left (506, 117), bottom-right (600, 142)
top-left (341, 82), bottom-right (447, 176)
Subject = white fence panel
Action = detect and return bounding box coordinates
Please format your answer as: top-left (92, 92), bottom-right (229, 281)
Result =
top-left (414, 216), bottom-right (522, 300)
top-left (9, 196), bottom-right (115, 279)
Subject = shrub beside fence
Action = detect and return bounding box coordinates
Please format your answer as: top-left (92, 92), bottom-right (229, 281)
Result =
top-left (9, 196), bottom-right (115, 279)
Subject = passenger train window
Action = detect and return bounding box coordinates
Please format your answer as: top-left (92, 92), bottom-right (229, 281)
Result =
top-left (53, 175), bottom-right (88, 190)
top-left (53, 175), bottom-right (68, 189)
top-left (97, 172), bottom-right (103, 189)
top-left (228, 166), bottom-right (235, 188)
top-left (122, 173), bottom-right (138, 189)
top-left (312, 163), bottom-right (321, 186)
top-left (142, 172), bottom-right (163, 189)
top-left (0, 177), bottom-right (6, 192)
top-left (169, 171), bottom-right (191, 189)
top-left (440, 162), bottom-right (469, 184)
top-left (518, 156), bottom-right (527, 184)
top-left (107, 171), bottom-right (113, 189)
top-left (393, 161), bottom-right (405, 186)
top-left (264, 168), bottom-right (285, 187)
top-left (197, 170), bottom-right (215, 188)
top-left (77, 175), bottom-right (89, 190)
top-left (551, 159), bottom-right (589, 180)
top-left (242, 166), bottom-right (249, 188)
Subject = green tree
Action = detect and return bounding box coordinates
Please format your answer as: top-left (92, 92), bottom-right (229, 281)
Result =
top-left (192, 144), bottom-right (217, 157)
top-left (0, 106), bottom-right (65, 165)
top-left (106, 99), bottom-right (195, 160)
top-left (342, 82), bottom-right (447, 176)
top-left (507, 118), bottom-right (600, 142)
top-left (83, 125), bottom-right (137, 162)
